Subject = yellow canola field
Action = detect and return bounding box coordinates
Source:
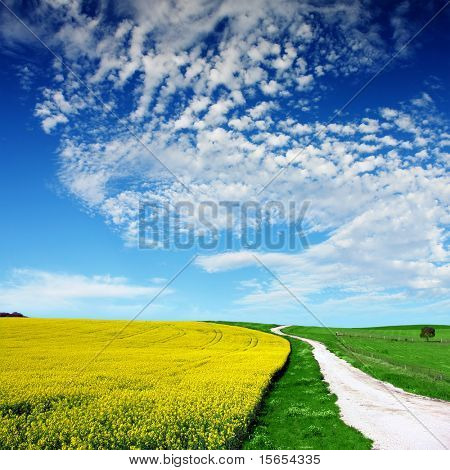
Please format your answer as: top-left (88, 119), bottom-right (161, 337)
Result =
top-left (0, 319), bottom-right (289, 449)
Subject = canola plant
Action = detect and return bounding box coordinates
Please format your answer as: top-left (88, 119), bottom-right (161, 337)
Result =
top-left (0, 319), bottom-right (289, 449)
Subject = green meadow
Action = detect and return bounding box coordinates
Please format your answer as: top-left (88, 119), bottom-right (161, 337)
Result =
top-left (284, 325), bottom-right (450, 401)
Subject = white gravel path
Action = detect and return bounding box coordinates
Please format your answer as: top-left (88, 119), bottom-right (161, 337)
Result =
top-left (271, 325), bottom-right (450, 450)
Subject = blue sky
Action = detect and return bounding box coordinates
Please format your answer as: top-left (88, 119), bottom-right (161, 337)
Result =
top-left (0, 0), bottom-right (449, 326)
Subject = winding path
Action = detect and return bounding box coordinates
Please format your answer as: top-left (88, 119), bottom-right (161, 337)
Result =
top-left (271, 325), bottom-right (450, 450)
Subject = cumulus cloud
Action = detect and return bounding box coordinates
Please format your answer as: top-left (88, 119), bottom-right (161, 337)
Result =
top-left (197, 190), bottom-right (450, 305)
top-left (1, 0), bottom-right (448, 316)
top-left (296, 74), bottom-right (314, 89)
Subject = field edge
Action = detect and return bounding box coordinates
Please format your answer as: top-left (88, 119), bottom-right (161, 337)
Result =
top-left (211, 321), bottom-right (373, 450)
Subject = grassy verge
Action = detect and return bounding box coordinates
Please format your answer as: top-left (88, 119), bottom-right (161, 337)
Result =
top-left (284, 325), bottom-right (450, 401)
top-left (212, 321), bottom-right (372, 450)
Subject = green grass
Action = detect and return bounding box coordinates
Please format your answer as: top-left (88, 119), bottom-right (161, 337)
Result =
top-left (284, 325), bottom-right (450, 401)
top-left (213, 321), bottom-right (372, 450)
top-left (331, 324), bottom-right (450, 341)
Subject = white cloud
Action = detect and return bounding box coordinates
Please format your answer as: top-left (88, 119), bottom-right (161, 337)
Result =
top-left (249, 102), bottom-right (274, 119)
top-left (0, 269), bottom-right (167, 316)
top-left (394, 114), bottom-right (417, 134)
top-left (296, 23), bottom-right (313, 41)
top-left (197, 251), bottom-right (255, 273)
top-left (260, 79), bottom-right (281, 95)
top-left (411, 92), bottom-right (433, 108)
top-left (197, 192), bottom-right (449, 304)
top-left (358, 118), bottom-right (379, 133)
top-left (380, 107), bottom-right (398, 119)
top-left (243, 66), bottom-right (266, 85)
top-left (378, 135), bottom-right (398, 146)
top-left (1, 0), bottom-right (448, 318)
top-left (266, 133), bottom-right (289, 147)
top-left (296, 74), bottom-right (314, 89)
top-left (290, 123), bottom-right (312, 135)
top-left (414, 149), bottom-right (428, 159)
top-left (41, 114), bottom-right (69, 133)
top-left (228, 116), bottom-right (252, 131)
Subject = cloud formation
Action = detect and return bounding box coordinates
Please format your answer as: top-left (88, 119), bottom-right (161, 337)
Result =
top-left (1, 0), bottom-right (449, 314)
top-left (0, 269), bottom-right (167, 316)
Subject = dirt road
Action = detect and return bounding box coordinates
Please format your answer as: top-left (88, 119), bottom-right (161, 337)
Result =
top-left (271, 326), bottom-right (450, 450)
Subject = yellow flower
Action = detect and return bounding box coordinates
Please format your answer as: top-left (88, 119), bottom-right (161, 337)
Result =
top-left (0, 319), bottom-right (289, 449)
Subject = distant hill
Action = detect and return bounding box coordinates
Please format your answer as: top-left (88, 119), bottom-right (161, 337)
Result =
top-left (0, 312), bottom-right (28, 318)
